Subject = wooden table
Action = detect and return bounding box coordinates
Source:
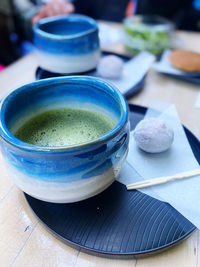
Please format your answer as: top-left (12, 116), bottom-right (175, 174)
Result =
top-left (0, 29), bottom-right (200, 266)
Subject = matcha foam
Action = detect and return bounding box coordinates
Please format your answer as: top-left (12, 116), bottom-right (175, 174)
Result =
top-left (14, 108), bottom-right (116, 146)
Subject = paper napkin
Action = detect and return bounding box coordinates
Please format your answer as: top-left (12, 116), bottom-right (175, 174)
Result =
top-left (117, 103), bottom-right (200, 229)
top-left (104, 51), bottom-right (155, 94)
top-left (154, 49), bottom-right (200, 77)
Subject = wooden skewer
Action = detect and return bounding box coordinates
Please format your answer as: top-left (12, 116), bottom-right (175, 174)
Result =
top-left (126, 169), bottom-right (200, 190)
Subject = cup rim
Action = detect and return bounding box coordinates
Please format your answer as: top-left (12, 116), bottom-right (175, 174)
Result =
top-left (0, 76), bottom-right (129, 152)
top-left (123, 15), bottom-right (175, 32)
top-left (33, 14), bottom-right (98, 41)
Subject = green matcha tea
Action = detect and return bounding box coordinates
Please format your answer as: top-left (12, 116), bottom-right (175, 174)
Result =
top-left (14, 108), bottom-right (116, 146)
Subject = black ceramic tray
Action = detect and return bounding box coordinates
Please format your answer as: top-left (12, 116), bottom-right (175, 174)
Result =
top-left (160, 72), bottom-right (200, 85)
top-left (24, 104), bottom-right (199, 257)
top-left (35, 52), bottom-right (145, 99)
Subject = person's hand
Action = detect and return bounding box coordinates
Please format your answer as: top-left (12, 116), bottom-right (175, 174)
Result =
top-left (32, 0), bottom-right (75, 24)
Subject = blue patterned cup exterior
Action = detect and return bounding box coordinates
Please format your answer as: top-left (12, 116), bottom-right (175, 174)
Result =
top-left (33, 14), bottom-right (101, 74)
top-left (0, 76), bottom-right (129, 203)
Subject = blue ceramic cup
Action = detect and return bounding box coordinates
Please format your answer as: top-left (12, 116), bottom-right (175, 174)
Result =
top-left (0, 76), bottom-right (129, 203)
top-left (33, 14), bottom-right (100, 74)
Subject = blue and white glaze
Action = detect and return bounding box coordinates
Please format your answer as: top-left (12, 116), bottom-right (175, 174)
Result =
top-left (0, 76), bottom-right (129, 203)
top-left (33, 14), bottom-right (100, 74)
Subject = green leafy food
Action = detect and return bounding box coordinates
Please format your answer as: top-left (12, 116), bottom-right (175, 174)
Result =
top-left (123, 22), bottom-right (170, 55)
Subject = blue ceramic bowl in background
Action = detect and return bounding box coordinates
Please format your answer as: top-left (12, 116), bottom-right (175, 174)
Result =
top-left (33, 14), bottom-right (100, 74)
top-left (0, 76), bottom-right (129, 203)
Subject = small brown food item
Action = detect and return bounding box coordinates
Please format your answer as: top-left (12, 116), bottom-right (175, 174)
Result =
top-left (169, 50), bottom-right (200, 72)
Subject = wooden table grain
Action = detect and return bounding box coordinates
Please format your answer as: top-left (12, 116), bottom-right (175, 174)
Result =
top-left (0, 29), bottom-right (200, 267)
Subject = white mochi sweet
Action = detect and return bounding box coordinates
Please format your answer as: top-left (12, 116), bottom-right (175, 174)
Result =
top-left (133, 117), bottom-right (174, 153)
top-left (96, 55), bottom-right (124, 79)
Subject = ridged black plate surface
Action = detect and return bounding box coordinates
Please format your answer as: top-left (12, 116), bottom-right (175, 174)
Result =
top-left (24, 104), bottom-right (199, 257)
top-left (35, 52), bottom-right (145, 99)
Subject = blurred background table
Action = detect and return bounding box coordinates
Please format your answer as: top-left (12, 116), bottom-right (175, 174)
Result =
top-left (0, 24), bottom-right (200, 266)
